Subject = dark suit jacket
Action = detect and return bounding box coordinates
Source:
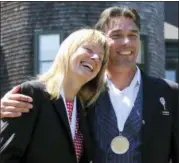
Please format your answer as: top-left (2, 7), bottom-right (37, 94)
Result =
top-left (141, 74), bottom-right (179, 163)
top-left (88, 73), bottom-right (179, 163)
top-left (0, 81), bottom-right (93, 163)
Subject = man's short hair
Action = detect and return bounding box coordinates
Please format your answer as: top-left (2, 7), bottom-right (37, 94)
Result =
top-left (95, 6), bottom-right (141, 32)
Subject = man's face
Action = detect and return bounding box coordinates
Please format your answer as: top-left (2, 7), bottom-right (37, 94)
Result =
top-left (104, 16), bottom-right (140, 68)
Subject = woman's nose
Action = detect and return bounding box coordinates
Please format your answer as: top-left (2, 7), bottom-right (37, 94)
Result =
top-left (90, 53), bottom-right (100, 60)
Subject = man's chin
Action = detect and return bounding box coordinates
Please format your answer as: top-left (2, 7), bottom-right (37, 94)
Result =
top-left (111, 61), bottom-right (136, 68)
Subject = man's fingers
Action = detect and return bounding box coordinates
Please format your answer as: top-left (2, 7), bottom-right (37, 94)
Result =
top-left (1, 100), bottom-right (33, 109)
top-left (1, 106), bottom-right (30, 113)
top-left (9, 85), bottom-right (21, 94)
top-left (6, 85), bottom-right (33, 102)
top-left (7, 94), bottom-right (33, 103)
top-left (0, 112), bottom-right (22, 118)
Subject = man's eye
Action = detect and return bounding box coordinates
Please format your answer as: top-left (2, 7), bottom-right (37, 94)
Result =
top-left (113, 35), bottom-right (122, 37)
top-left (129, 35), bottom-right (138, 39)
top-left (111, 35), bottom-right (123, 39)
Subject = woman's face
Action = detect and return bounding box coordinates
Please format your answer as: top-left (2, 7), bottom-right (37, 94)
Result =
top-left (69, 42), bottom-right (105, 84)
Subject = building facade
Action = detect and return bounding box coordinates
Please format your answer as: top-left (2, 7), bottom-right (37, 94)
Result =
top-left (0, 1), bottom-right (178, 96)
top-left (164, 1), bottom-right (179, 82)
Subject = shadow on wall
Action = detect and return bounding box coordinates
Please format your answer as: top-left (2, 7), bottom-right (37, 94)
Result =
top-left (0, 45), bottom-right (10, 98)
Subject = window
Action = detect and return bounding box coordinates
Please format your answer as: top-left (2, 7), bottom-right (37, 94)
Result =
top-left (165, 70), bottom-right (176, 81)
top-left (34, 30), bottom-right (63, 74)
top-left (136, 35), bottom-right (148, 72)
top-left (165, 41), bottom-right (178, 82)
top-left (165, 59), bottom-right (178, 82)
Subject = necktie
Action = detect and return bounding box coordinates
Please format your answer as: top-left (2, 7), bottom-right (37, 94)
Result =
top-left (66, 100), bottom-right (83, 162)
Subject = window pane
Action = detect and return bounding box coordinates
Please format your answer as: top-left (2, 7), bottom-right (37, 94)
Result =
top-left (165, 70), bottom-right (176, 81)
top-left (39, 61), bottom-right (53, 74)
top-left (39, 34), bottom-right (60, 61)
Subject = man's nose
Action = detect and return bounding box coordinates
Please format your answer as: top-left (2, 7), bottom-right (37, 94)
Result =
top-left (123, 37), bottom-right (130, 44)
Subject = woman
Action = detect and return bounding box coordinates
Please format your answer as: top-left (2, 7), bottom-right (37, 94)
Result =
top-left (0, 28), bottom-right (109, 163)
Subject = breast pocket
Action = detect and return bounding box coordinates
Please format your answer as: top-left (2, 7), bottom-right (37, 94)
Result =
top-left (153, 102), bottom-right (172, 134)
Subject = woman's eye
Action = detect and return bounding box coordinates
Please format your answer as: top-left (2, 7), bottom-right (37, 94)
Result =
top-left (100, 57), bottom-right (103, 62)
top-left (83, 47), bottom-right (91, 52)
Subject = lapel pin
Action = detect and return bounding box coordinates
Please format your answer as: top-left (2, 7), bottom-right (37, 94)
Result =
top-left (159, 97), bottom-right (170, 115)
top-left (159, 97), bottom-right (166, 110)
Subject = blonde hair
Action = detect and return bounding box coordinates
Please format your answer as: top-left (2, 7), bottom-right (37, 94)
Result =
top-left (38, 28), bottom-right (109, 107)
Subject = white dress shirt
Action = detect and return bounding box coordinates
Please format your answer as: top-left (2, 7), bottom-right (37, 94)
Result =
top-left (61, 89), bottom-right (77, 139)
top-left (107, 67), bottom-right (141, 133)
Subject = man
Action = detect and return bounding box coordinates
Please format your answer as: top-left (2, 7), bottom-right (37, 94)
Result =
top-left (1, 6), bottom-right (178, 163)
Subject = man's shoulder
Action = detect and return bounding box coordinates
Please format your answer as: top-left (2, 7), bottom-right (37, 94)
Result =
top-left (163, 78), bottom-right (178, 88)
top-left (144, 74), bottom-right (178, 91)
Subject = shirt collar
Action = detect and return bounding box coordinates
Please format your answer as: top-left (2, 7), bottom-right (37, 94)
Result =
top-left (130, 66), bottom-right (141, 88)
top-left (105, 66), bottom-right (141, 90)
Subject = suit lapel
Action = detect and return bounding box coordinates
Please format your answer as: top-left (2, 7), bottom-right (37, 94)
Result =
top-left (52, 97), bottom-right (93, 161)
top-left (141, 73), bottom-right (158, 161)
top-left (52, 97), bottom-right (74, 144)
top-left (78, 98), bottom-right (93, 161)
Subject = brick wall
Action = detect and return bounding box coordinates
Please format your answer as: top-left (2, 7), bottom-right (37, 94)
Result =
top-left (1, 2), bottom-right (32, 96)
top-left (0, 1), bottom-right (165, 96)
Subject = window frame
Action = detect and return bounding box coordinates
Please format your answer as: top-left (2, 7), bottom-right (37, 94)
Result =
top-left (165, 39), bottom-right (179, 82)
top-left (34, 30), bottom-right (63, 75)
top-left (137, 34), bottom-right (148, 73)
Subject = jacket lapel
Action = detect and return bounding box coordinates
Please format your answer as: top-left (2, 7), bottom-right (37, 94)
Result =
top-left (52, 97), bottom-right (93, 162)
top-left (78, 98), bottom-right (93, 161)
top-left (141, 73), bottom-right (159, 161)
top-left (52, 97), bottom-right (74, 145)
